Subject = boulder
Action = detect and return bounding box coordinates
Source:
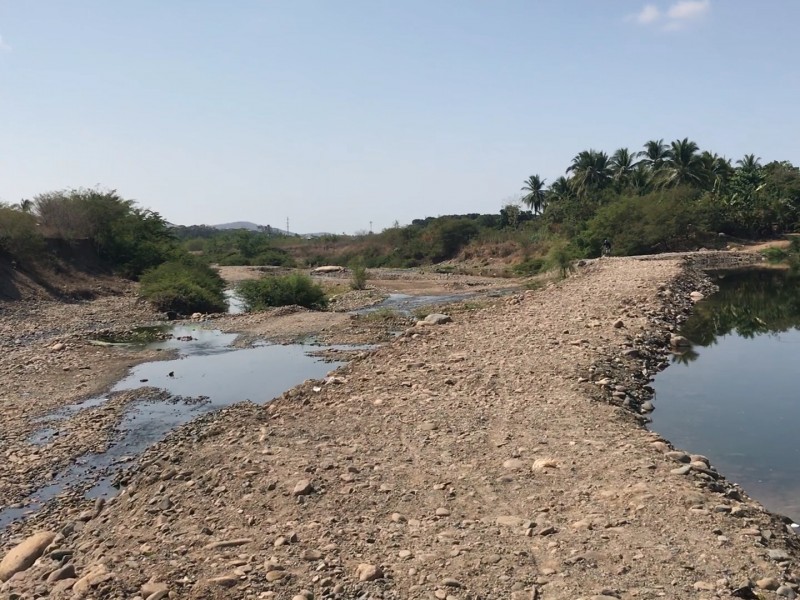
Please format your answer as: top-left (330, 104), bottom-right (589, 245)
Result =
top-left (423, 313), bottom-right (452, 325)
top-left (0, 531), bottom-right (57, 582)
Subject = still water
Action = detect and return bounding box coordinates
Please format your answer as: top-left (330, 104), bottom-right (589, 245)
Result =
top-left (651, 268), bottom-right (800, 520)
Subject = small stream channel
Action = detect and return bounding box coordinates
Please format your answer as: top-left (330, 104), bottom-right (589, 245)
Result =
top-left (1, 325), bottom-right (355, 529)
top-left (2, 287), bottom-right (482, 530)
top-left (651, 268), bottom-right (800, 521)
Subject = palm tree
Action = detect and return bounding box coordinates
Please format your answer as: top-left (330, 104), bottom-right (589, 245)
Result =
top-left (520, 175), bottom-right (547, 214)
top-left (638, 139), bottom-right (672, 172)
top-left (628, 163), bottom-right (653, 195)
top-left (659, 138), bottom-right (708, 188)
top-left (609, 148), bottom-right (640, 191)
top-left (547, 176), bottom-right (575, 203)
top-left (700, 152), bottom-right (733, 194)
top-left (566, 150), bottom-right (611, 197)
top-left (18, 199), bottom-right (33, 213)
top-left (736, 154), bottom-right (762, 172)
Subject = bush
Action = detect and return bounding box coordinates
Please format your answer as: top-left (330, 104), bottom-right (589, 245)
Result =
top-left (350, 261), bottom-right (368, 290)
top-left (0, 204), bottom-right (45, 261)
top-left (139, 257), bottom-right (227, 314)
top-left (512, 257), bottom-right (545, 276)
top-left (236, 274), bottom-right (327, 312)
top-left (546, 241), bottom-right (578, 278)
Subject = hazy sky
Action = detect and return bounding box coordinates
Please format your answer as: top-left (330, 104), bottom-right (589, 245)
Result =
top-left (1, 1), bottom-right (798, 233)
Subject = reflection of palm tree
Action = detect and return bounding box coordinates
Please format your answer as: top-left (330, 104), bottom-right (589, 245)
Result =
top-left (671, 347), bottom-right (700, 365)
top-left (679, 270), bottom-right (800, 346)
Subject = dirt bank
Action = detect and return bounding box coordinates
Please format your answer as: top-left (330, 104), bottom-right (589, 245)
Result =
top-left (2, 256), bottom-right (799, 599)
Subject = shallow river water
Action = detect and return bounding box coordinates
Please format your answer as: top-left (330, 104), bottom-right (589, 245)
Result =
top-left (0, 326), bottom-right (349, 528)
top-left (651, 268), bottom-right (800, 520)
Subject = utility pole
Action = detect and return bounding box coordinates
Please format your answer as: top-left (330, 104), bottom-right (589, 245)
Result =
top-left (369, 221), bottom-right (373, 234)
top-left (286, 217), bottom-right (289, 235)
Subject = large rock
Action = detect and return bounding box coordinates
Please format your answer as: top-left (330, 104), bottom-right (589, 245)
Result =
top-left (423, 313), bottom-right (452, 325)
top-left (0, 531), bottom-right (57, 582)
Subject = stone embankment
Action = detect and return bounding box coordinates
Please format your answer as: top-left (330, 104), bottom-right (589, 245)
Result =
top-left (2, 257), bottom-right (800, 599)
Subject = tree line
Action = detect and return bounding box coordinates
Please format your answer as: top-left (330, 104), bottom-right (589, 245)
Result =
top-left (519, 138), bottom-right (800, 253)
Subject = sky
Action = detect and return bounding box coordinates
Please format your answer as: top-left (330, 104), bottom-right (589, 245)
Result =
top-left (1, 1), bottom-right (799, 234)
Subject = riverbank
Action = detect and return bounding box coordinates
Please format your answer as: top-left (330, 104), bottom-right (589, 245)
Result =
top-left (2, 256), bottom-right (798, 599)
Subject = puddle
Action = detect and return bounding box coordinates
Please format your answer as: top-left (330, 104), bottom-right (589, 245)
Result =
top-left (27, 428), bottom-right (58, 445)
top-left (2, 327), bottom-right (356, 529)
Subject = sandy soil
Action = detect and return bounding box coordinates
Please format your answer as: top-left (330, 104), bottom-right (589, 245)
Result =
top-left (1, 255), bottom-right (799, 599)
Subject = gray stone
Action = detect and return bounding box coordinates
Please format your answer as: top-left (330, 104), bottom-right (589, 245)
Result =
top-left (46, 563), bottom-right (76, 583)
top-left (768, 549), bottom-right (790, 562)
top-left (777, 585), bottom-right (798, 599)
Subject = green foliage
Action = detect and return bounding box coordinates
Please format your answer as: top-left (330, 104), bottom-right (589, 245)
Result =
top-left (349, 260), bottom-right (368, 290)
top-left (545, 240), bottom-right (578, 278)
top-left (0, 204), bottom-right (45, 260)
top-left (181, 229), bottom-right (295, 267)
top-left (761, 247), bottom-right (788, 263)
top-left (579, 188), bottom-right (706, 256)
top-left (30, 188), bottom-right (175, 277)
top-left (139, 257), bottom-right (227, 314)
top-left (512, 257), bottom-right (545, 276)
top-left (236, 274), bottom-right (327, 311)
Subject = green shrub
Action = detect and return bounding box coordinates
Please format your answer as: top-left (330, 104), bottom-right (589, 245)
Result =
top-left (546, 241), bottom-right (578, 278)
top-left (139, 257), bottom-right (227, 314)
top-left (350, 261), bottom-right (368, 290)
top-left (512, 257), bottom-right (545, 276)
top-left (236, 274), bottom-right (327, 311)
top-left (762, 246), bottom-right (788, 263)
top-left (0, 204), bottom-right (45, 261)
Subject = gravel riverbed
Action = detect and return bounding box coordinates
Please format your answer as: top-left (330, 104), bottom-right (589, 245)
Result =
top-left (1, 256), bottom-right (798, 599)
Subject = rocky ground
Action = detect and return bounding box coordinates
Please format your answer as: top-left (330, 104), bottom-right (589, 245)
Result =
top-left (2, 255), bottom-right (800, 599)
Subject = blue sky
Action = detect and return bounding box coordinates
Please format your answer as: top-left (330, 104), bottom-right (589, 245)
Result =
top-left (1, 1), bottom-right (798, 233)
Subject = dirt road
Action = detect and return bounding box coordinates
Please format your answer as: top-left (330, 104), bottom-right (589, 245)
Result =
top-left (2, 255), bottom-right (799, 599)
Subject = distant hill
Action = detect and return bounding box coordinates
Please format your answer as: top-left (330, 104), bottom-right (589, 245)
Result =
top-left (213, 221), bottom-right (266, 231)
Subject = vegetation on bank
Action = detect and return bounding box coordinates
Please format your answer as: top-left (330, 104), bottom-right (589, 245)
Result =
top-left (3, 137), bottom-right (799, 311)
top-left (139, 257), bottom-right (227, 314)
top-left (173, 138), bottom-right (800, 270)
top-left (235, 274), bottom-right (327, 312)
top-left (0, 189), bottom-right (223, 313)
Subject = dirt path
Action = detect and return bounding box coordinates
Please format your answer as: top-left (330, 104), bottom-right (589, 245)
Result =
top-left (2, 256), bottom-right (798, 599)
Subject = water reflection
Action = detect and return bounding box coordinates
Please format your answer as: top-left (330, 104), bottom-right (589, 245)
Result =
top-left (652, 268), bottom-right (800, 520)
top-left (679, 269), bottom-right (800, 351)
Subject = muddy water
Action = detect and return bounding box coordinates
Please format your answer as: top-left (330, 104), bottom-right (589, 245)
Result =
top-left (1, 326), bottom-right (350, 528)
top-left (651, 268), bottom-right (800, 521)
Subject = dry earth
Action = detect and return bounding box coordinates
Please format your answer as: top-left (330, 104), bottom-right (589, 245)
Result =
top-left (2, 255), bottom-right (800, 600)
